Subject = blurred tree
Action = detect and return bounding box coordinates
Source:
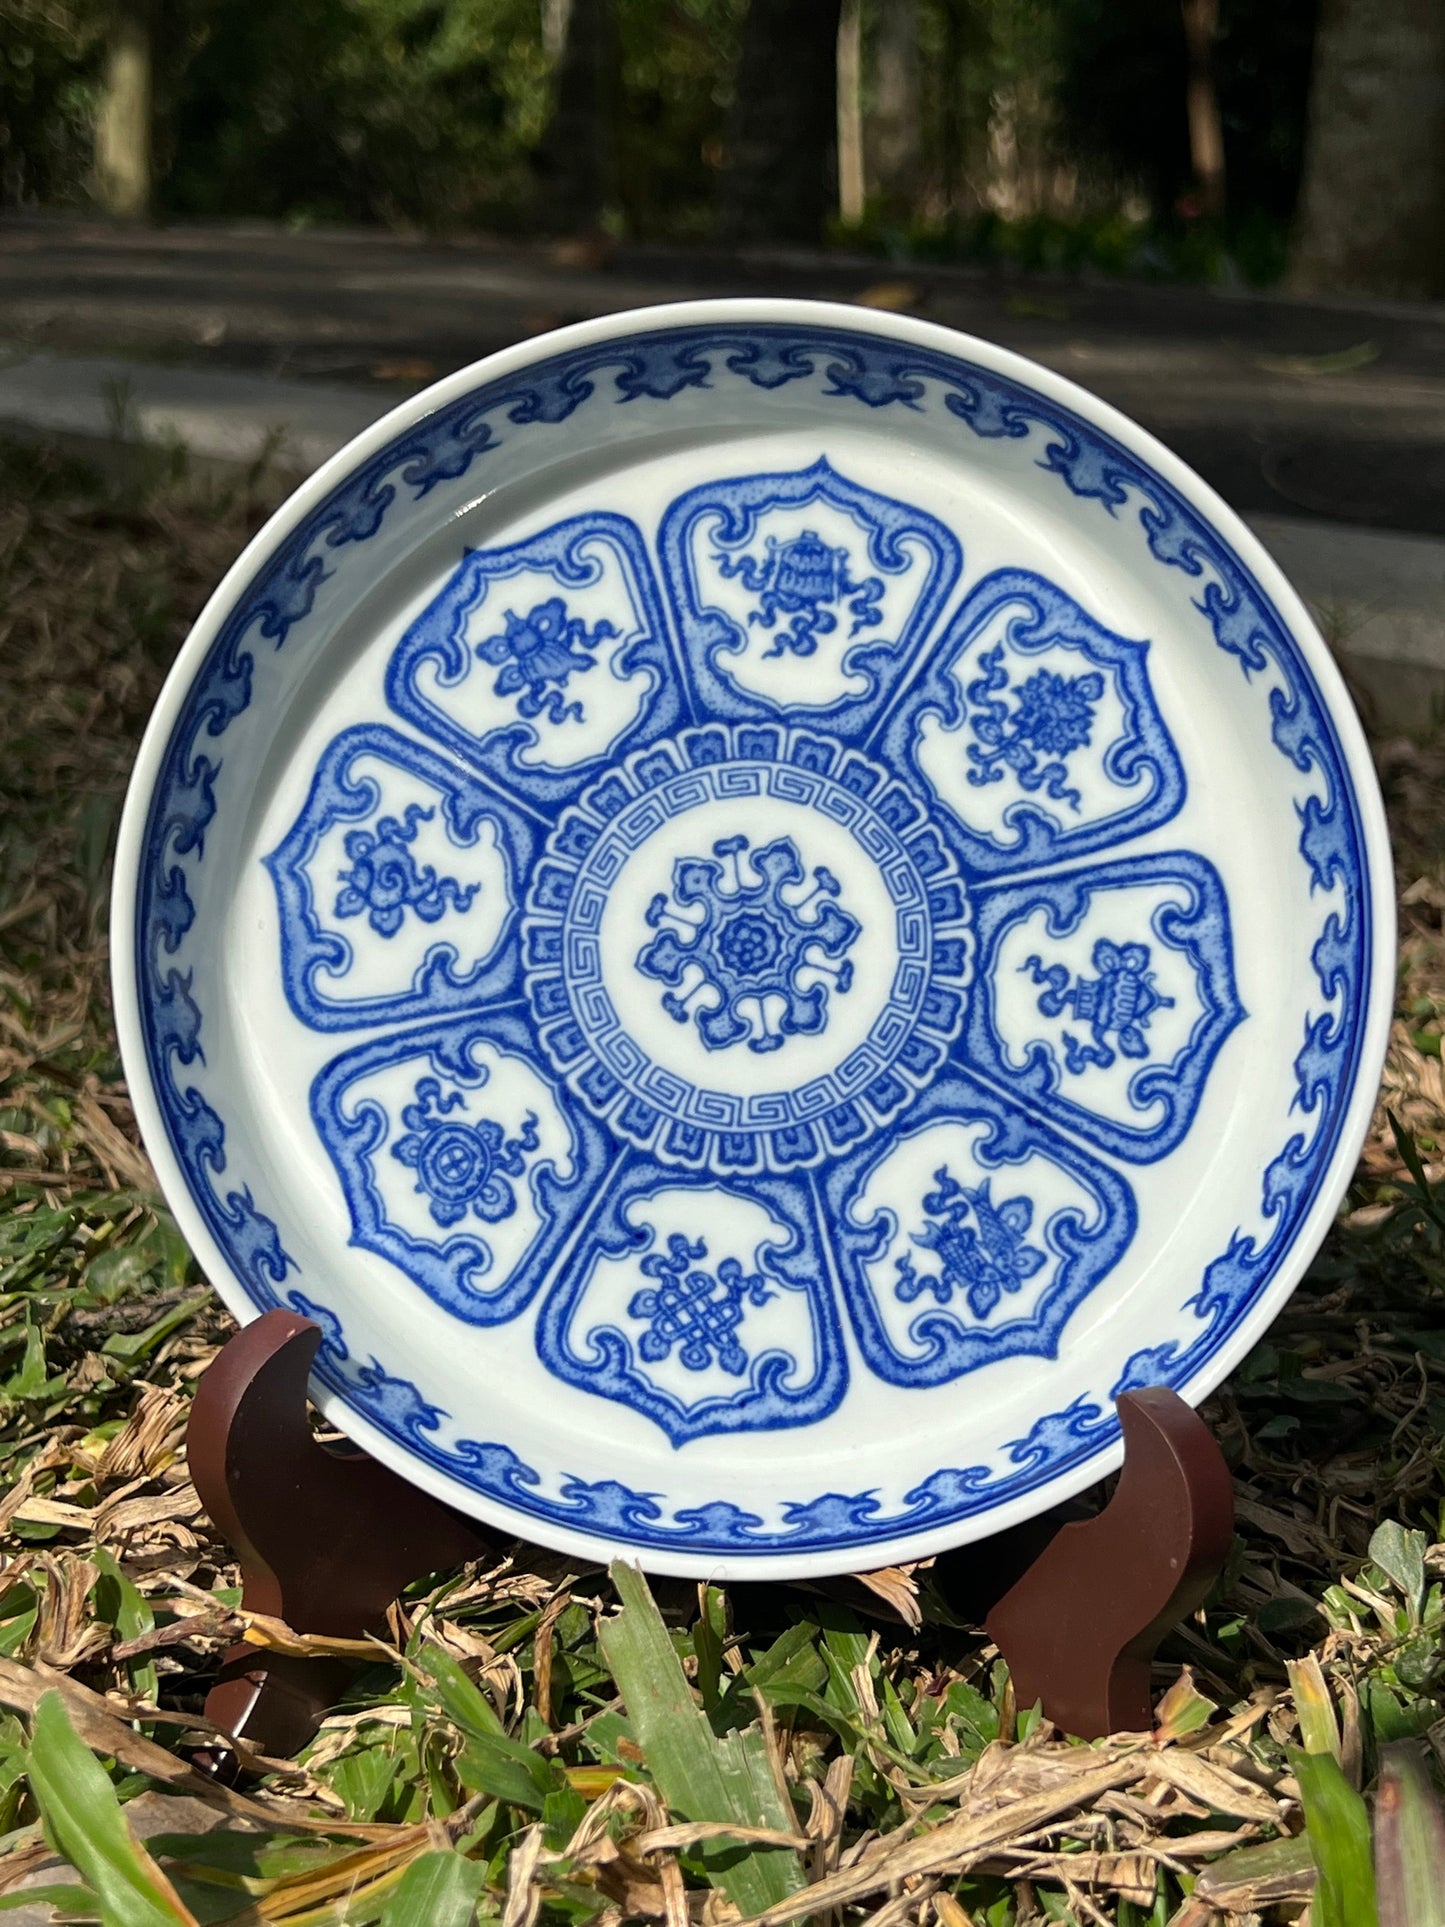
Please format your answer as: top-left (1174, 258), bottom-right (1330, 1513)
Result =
top-left (719, 0), bottom-right (841, 241)
top-left (542, 0), bottom-right (570, 57)
top-left (936, 0), bottom-right (966, 215)
top-left (1211, 0), bottom-right (1316, 223)
top-left (613, 0), bottom-right (744, 240)
top-left (1058, 0), bottom-right (1316, 224)
top-left (972, 0), bottom-right (1067, 221)
top-left (93, 0), bottom-right (151, 218)
top-left (837, 0), bottom-right (862, 224)
top-left (868, 0), bottom-right (922, 218)
top-left (1057, 0), bottom-right (1189, 215)
top-left (0, 0), bottom-right (1337, 271)
top-left (1291, 0), bottom-right (1445, 297)
top-left (1179, 0), bottom-right (1223, 217)
top-left (536, 0), bottom-right (615, 231)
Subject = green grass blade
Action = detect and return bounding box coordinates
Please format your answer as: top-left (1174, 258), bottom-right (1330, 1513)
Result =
top-left (0, 1884), bottom-right (101, 1914)
top-left (454, 1734), bottom-right (553, 1813)
top-left (1294, 1747), bottom-right (1378, 1927)
top-left (1375, 1744), bottom-right (1445, 1927)
top-left (413, 1646), bottom-right (506, 1742)
top-left (414, 1645), bottom-right (557, 1811)
top-left (600, 1563), bottom-right (804, 1916)
top-left (100, 1292), bottom-right (211, 1363)
top-left (694, 1586), bottom-right (727, 1718)
top-left (93, 1548), bottom-right (158, 1705)
top-left (713, 1621), bottom-right (826, 1732)
top-left (378, 1849), bottom-right (484, 1927)
top-left (26, 1690), bottom-right (198, 1926)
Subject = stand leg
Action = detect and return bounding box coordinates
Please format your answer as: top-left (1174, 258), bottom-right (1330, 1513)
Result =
top-left (186, 1309), bottom-right (491, 1757)
top-left (980, 1387), bottom-right (1234, 1739)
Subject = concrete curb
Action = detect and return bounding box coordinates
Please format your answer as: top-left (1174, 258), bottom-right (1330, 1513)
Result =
top-left (0, 349), bottom-right (384, 476)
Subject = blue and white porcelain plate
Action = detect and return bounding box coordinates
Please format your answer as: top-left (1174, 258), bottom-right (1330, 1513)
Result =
top-left (113, 301), bottom-right (1394, 1578)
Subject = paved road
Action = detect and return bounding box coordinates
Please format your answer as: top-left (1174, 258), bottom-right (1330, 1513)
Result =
top-left (5, 217), bottom-right (1445, 536)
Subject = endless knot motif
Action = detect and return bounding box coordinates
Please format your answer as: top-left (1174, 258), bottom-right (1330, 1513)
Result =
top-left (392, 1077), bottom-right (540, 1229)
top-left (334, 803), bottom-right (477, 938)
top-left (637, 833), bottom-right (861, 1054)
top-left (628, 1232), bottom-right (773, 1376)
top-left (475, 595), bottom-right (617, 725)
top-left (895, 1170), bottom-right (1046, 1319)
top-left (715, 528), bottom-right (885, 658)
top-left (1024, 939), bottom-right (1174, 1073)
top-left (965, 643), bottom-right (1105, 812)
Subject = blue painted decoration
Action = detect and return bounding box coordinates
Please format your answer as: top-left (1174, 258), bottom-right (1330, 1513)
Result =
top-left (393, 1077), bottom-right (540, 1229)
top-left (266, 723), bottom-right (532, 1033)
top-left (131, 318), bottom-right (1373, 1559)
top-left (894, 1171), bottom-right (1046, 1317)
top-left (965, 645), bottom-right (1105, 813)
top-left (629, 1234), bottom-right (772, 1375)
top-left (1023, 939), bottom-right (1175, 1073)
top-left (335, 805), bottom-right (478, 937)
top-left (637, 834), bottom-right (860, 1053)
top-left (475, 596), bottom-right (617, 724)
top-left (658, 457), bottom-right (962, 728)
top-left (965, 852), bottom-right (1243, 1163)
top-left (714, 528), bottom-right (884, 657)
top-left (386, 513), bottom-right (684, 810)
top-left (882, 568), bottom-right (1187, 876)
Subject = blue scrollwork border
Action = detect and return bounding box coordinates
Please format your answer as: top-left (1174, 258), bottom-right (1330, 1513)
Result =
top-left (132, 318), bottom-right (1375, 1559)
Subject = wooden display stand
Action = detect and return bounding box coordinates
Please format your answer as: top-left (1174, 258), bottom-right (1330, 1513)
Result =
top-left (186, 1309), bottom-right (1234, 1758)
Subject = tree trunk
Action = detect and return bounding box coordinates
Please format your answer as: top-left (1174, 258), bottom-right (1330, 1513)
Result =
top-left (537, 0), bottom-right (614, 234)
top-left (1180, 0), bottom-right (1225, 218)
top-left (719, 0), bottom-right (843, 243)
top-left (542, 0), bottom-right (573, 62)
top-left (93, 3), bottom-right (151, 221)
top-left (837, 0), bottom-right (864, 225)
top-left (1291, 0), bottom-right (1445, 298)
top-left (870, 0), bottom-right (921, 217)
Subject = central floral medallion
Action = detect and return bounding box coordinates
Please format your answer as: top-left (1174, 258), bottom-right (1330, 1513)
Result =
top-left (522, 725), bottom-right (974, 1175)
top-left (636, 831), bottom-right (862, 1054)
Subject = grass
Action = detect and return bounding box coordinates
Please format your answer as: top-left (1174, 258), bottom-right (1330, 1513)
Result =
top-left (1, 436), bottom-right (1445, 1923)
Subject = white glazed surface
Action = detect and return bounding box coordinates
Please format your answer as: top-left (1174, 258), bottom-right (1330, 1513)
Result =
top-left (112, 300), bottom-right (1394, 1578)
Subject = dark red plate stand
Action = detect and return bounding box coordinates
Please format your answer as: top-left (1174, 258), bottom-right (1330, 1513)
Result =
top-left (186, 1308), bottom-right (1234, 1758)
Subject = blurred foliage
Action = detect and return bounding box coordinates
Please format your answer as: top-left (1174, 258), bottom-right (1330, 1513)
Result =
top-left (613, 0), bottom-right (745, 242)
top-left (0, 0), bottom-right (101, 205)
top-left (0, 0), bottom-right (748, 236)
top-left (163, 0), bottom-right (553, 229)
top-left (0, 0), bottom-right (1321, 273)
top-left (837, 201), bottom-right (1293, 287)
